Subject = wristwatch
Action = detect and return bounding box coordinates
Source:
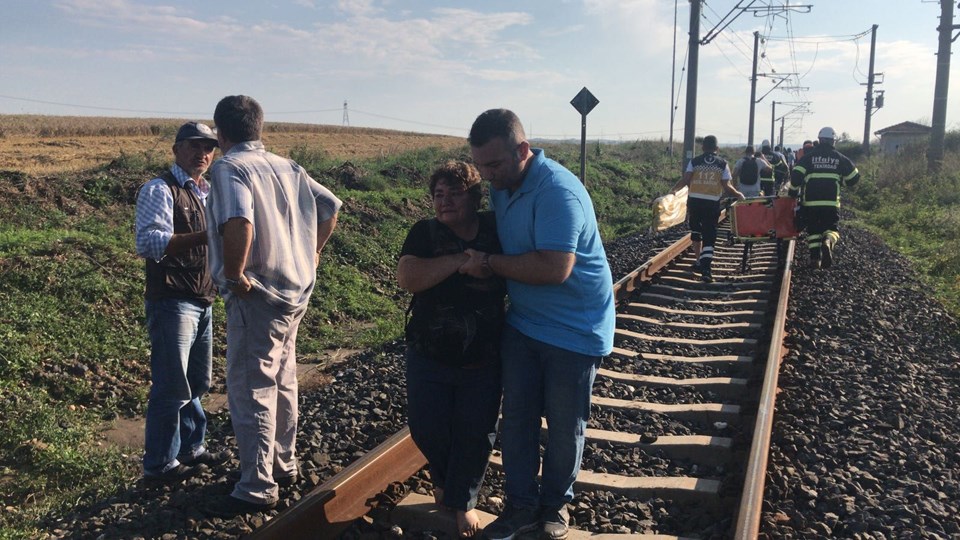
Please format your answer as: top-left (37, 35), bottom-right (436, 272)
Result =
top-left (224, 277), bottom-right (242, 288)
top-left (481, 253), bottom-right (492, 272)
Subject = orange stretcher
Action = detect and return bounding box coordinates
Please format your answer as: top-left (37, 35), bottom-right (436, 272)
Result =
top-left (730, 196), bottom-right (800, 240)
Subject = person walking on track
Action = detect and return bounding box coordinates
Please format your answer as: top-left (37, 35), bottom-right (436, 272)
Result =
top-left (789, 126), bottom-right (860, 269)
top-left (731, 145), bottom-right (772, 199)
top-left (669, 135), bottom-right (745, 283)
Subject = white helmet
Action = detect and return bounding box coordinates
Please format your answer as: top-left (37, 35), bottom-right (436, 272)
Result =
top-left (818, 126), bottom-right (837, 140)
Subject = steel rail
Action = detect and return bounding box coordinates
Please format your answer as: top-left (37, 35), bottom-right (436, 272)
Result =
top-left (613, 233), bottom-right (691, 304)
top-left (247, 222), bottom-right (787, 540)
top-left (734, 239), bottom-right (795, 539)
top-left (247, 428), bottom-right (426, 540)
top-left (248, 243), bottom-right (686, 539)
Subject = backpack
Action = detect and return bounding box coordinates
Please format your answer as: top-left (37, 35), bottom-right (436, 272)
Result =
top-left (739, 156), bottom-right (759, 185)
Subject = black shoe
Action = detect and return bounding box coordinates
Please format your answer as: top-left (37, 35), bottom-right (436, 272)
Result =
top-left (483, 504), bottom-right (540, 540)
top-left (181, 449), bottom-right (232, 467)
top-left (276, 473), bottom-right (300, 488)
top-left (821, 242), bottom-right (833, 269)
top-left (204, 494), bottom-right (277, 518)
top-left (701, 269), bottom-right (714, 283)
top-left (143, 463), bottom-right (201, 484)
top-left (227, 469), bottom-right (299, 488)
top-left (541, 505), bottom-right (570, 540)
top-left (690, 261), bottom-right (702, 274)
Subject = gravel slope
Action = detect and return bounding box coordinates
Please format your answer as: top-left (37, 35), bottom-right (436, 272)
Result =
top-left (762, 226), bottom-right (960, 539)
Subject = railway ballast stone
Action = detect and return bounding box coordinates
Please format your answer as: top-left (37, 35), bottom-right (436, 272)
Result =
top-left (38, 224), bottom-right (960, 539)
top-left (762, 226), bottom-right (960, 539)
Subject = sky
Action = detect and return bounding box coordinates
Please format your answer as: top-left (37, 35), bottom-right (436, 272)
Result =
top-left (0, 0), bottom-right (956, 148)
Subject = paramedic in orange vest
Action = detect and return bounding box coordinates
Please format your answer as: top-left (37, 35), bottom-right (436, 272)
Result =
top-left (669, 135), bottom-right (745, 283)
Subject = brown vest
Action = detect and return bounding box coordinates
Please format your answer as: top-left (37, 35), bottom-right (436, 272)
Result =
top-left (143, 170), bottom-right (216, 305)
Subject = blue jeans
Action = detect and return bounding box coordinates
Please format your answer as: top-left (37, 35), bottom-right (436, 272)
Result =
top-left (143, 298), bottom-right (213, 474)
top-left (406, 347), bottom-right (501, 511)
top-left (499, 324), bottom-right (601, 509)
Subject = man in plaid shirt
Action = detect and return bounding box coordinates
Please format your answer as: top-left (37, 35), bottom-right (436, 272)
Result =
top-left (134, 122), bottom-right (232, 483)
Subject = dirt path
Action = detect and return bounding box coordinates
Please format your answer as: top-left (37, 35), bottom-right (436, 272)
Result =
top-left (100, 350), bottom-right (361, 452)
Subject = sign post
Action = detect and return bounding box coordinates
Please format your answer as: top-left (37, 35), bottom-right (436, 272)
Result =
top-left (570, 87), bottom-right (599, 185)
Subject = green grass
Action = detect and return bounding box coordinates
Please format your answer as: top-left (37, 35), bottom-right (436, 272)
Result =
top-left (845, 145), bottom-right (960, 314)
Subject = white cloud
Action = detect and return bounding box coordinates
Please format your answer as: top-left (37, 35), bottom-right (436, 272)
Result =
top-left (336, 0), bottom-right (382, 17)
top-left (55, 0), bottom-right (212, 32)
top-left (581, 0), bottom-right (676, 54)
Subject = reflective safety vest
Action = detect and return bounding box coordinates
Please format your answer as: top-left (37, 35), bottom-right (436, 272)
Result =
top-left (789, 147), bottom-right (860, 207)
top-left (687, 152), bottom-right (729, 202)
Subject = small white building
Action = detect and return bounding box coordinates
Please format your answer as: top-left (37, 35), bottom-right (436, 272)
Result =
top-left (874, 121), bottom-right (931, 154)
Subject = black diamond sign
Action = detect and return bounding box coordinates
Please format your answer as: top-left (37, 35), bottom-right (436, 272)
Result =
top-left (570, 87), bottom-right (599, 116)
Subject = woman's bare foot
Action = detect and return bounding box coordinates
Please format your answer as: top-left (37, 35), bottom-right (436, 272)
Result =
top-left (433, 487), bottom-right (445, 506)
top-left (457, 509), bottom-right (481, 538)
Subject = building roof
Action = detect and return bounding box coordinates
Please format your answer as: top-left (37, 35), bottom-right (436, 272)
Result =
top-left (874, 121), bottom-right (932, 136)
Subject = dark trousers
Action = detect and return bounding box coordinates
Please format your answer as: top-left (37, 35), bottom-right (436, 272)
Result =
top-left (406, 347), bottom-right (502, 510)
top-left (801, 206), bottom-right (840, 260)
top-left (688, 198), bottom-right (721, 269)
top-left (761, 179), bottom-right (775, 196)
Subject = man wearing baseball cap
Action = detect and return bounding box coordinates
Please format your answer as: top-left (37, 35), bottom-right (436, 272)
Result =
top-left (789, 127), bottom-right (861, 269)
top-left (134, 121), bottom-right (231, 483)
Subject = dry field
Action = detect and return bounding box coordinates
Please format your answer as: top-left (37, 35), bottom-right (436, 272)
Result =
top-left (0, 115), bottom-right (465, 175)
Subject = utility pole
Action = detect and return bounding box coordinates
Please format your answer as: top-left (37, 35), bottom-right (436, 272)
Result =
top-left (669, 0), bottom-right (679, 157)
top-left (682, 0), bottom-right (702, 170)
top-left (862, 24), bottom-right (878, 155)
top-left (748, 31), bottom-right (760, 147)
top-left (770, 101), bottom-right (777, 146)
top-left (779, 117), bottom-right (785, 149)
top-left (929, 0), bottom-right (958, 171)
top-left (342, 100), bottom-right (350, 127)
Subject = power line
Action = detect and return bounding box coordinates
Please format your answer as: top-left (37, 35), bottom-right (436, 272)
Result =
top-left (0, 94), bottom-right (211, 116)
top-left (764, 29), bottom-right (873, 43)
top-left (349, 109), bottom-right (463, 132)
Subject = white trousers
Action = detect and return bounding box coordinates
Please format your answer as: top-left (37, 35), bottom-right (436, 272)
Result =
top-left (225, 292), bottom-right (307, 504)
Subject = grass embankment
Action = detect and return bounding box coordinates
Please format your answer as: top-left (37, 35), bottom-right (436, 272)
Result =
top-left (0, 136), bottom-right (676, 537)
top-left (843, 141), bottom-right (960, 315)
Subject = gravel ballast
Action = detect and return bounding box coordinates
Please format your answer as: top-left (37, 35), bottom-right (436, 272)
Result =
top-left (39, 224), bottom-right (960, 539)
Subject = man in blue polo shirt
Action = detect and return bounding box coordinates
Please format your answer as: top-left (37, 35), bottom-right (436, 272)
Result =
top-left (461, 108), bottom-right (615, 540)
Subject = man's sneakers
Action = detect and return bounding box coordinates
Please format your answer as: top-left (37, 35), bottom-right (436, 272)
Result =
top-left (181, 449), bottom-right (232, 467)
top-left (541, 505), bottom-right (570, 540)
top-left (484, 504), bottom-right (573, 540)
top-left (203, 494), bottom-right (277, 518)
top-left (690, 260), bottom-right (702, 274)
top-left (701, 268), bottom-right (714, 283)
top-left (483, 504), bottom-right (540, 540)
top-left (143, 463), bottom-right (202, 484)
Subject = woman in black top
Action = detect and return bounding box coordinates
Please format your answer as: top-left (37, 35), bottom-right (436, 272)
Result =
top-left (397, 161), bottom-right (505, 537)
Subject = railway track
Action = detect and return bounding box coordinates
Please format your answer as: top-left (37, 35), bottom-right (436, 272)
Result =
top-left (248, 225), bottom-right (796, 540)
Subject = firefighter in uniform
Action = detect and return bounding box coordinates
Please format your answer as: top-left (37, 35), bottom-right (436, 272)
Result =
top-left (669, 135), bottom-right (745, 282)
top-left (789, 127), bottom-right (860, 269)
